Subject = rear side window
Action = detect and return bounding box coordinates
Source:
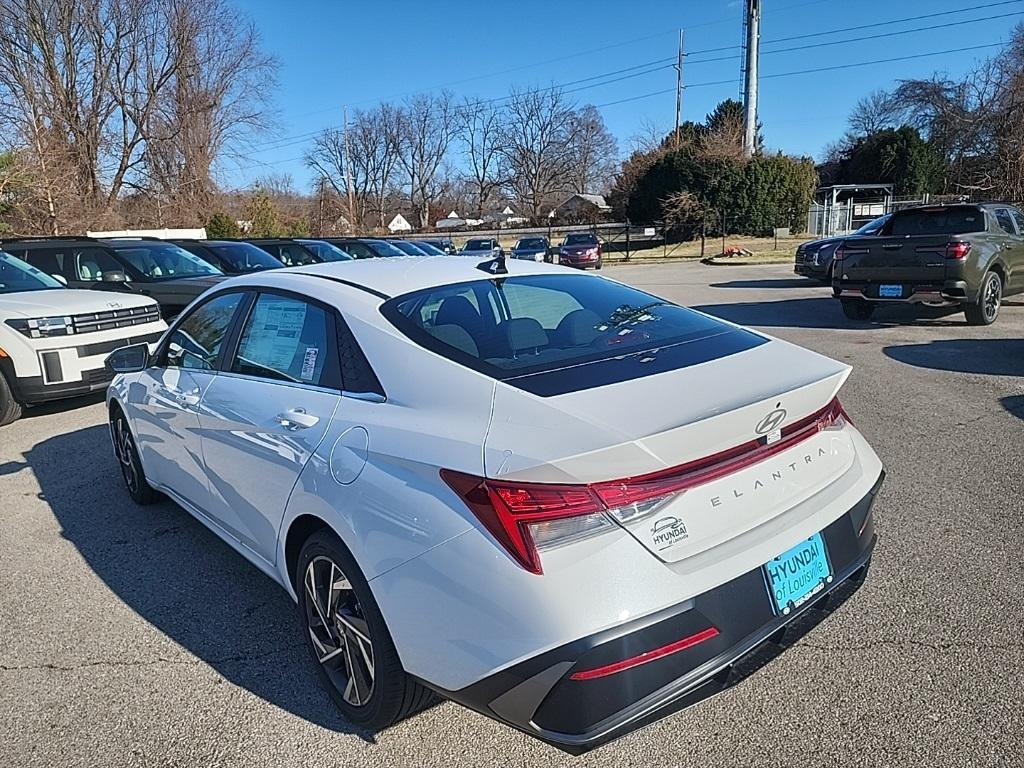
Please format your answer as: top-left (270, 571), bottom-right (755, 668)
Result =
top-left (231, 294), bottom-right (335, 387)
top-left (382, 274), bottom-right (760, 391)
top-left (165, 292), bottom-right (244, 370)
top-left (20, 246), bottom-right (124, 282)
top-left (888, 208), bottom-right (986, 236)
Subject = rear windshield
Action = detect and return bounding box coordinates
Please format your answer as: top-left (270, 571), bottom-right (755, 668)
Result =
top-left (381, 274), bottom-right (764, 393)
top-left (888, 208), bottom-right (987, 236)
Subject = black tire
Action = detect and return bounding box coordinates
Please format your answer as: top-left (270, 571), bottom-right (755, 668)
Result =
top-left (0, 372), bottom-right (23, 427)
top-left (110, 406), bottom-right (158, 504)
top-left (841, 298), bottom-right (875, 321)
top-left (297, 529), bottom-right (434, 731)
top-left (595, 261), bottom-right (603, 270)
top-left (965, 270), bottom-right (1002, 326)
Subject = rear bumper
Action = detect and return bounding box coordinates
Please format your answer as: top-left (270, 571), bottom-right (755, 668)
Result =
top-left (794, 262), bottom-right (827, 279)
top-left (834, 280), bottom-right (970, 304)
top-left (432, 471), bottom-right (883, 753)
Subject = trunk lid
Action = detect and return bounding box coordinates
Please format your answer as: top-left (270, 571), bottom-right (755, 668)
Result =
top-left (483, 335), bottom-right (853, 564)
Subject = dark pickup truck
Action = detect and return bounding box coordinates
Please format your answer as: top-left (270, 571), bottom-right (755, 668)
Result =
top-left (833, 203), bottom-right (1024, 325)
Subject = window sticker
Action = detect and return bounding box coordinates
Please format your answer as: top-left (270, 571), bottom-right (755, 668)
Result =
top-left (301, 346), bottom-right (319, 381)
top-left (243, 299), bottom-right (307, 373)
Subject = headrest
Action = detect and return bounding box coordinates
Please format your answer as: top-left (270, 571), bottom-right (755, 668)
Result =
top-left (554, 309), bottom-right (601, 347)
top-left (501, 317), bottom-right (548, 354)
top-left (428, 324), bottom-right (479, 357)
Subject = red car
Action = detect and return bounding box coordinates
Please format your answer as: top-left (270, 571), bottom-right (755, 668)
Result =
top-left (559, 232), bottom-right (603, 269)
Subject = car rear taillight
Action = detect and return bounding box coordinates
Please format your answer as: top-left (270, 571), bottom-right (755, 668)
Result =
top-left (442, 398), bottom-right (850, 574)
top-left (945, 241), bottom-right (971, 260)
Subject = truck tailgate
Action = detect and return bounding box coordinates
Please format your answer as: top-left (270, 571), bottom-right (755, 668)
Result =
top-left (839, 237), bottom-right (949, 284)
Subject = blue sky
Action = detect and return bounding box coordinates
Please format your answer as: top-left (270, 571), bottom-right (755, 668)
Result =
top-left (229, 0), bottom-right (1018, 190)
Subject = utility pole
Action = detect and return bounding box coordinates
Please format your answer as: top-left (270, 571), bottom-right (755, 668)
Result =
top-left (673, 29), bottom-right (685, 148)
top-left (742, 0), bottom-right (761, 158)
top-left (343, 105), bottom-right (356, 231)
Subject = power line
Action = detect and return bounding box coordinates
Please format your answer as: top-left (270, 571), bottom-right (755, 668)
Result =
top-left (685, 9), bottom-right (1022, 66)
top-left (250, 2), bottom-right (1018, 154)
top-left (594, 41), bottom-right (1006, 109)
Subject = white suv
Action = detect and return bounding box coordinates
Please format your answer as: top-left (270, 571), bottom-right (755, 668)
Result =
top-left (0, 250), bottom-right (167, 425)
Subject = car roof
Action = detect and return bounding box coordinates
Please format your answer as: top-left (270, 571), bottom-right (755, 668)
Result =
top-left (268, 255), bottom-right (576, 299)
top-left (2, 237), bottom-right (105, 248)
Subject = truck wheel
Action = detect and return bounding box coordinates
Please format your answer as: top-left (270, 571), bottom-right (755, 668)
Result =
top-left (0, 372), bottom-right (23, 427)
top-left (965, 270), bottom-right (1001, 326)
top-left (841, 299), bottom-right (875, 321)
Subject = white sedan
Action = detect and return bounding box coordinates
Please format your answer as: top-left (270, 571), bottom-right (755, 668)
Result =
top-left (105, 255), bottom-right (884, 750)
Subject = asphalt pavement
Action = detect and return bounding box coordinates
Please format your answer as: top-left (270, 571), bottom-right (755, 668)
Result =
top-left (1, 261), bottom-right (1022, 767)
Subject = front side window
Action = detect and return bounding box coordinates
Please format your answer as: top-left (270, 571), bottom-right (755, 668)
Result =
top-left (274, 244), bottom-right (318, 266)
top-left (231, 294), bottom-right (333, 386)
top-left (113, 243), bottom-right (222, 279)
top-left (994, 208), bottom-right (1017, 236)
top-left (1011, 209), bottom-right (1024, 235)
top-left (0, 251), bottom-right (63, 293)
top-left (165, 292), bottom-right (244, 370)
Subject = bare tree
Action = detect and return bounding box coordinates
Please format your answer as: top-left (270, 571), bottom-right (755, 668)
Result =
top-left (499, 87), bottom-right (576, 220)
top-left (455, 97), bottom-right (505, 216)
top-left (847, 90), bottom-right (898, 137)
top-left (396, 92), bottom-right (456, 227)
top-left (305, 103), bottom-right (401, 229)
top-left (566, 104), bottom-right (618, 194)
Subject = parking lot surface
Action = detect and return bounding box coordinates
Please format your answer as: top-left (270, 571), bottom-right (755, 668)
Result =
top-left (1, 261), bottom-right (1022, 768)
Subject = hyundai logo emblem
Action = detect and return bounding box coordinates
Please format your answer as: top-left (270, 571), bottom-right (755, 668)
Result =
top-left (755, 405), bottom-right (787, 435)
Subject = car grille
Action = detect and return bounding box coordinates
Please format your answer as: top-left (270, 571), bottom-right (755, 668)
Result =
top-left (77, 330), bottom-right (164, 358)
top-left (71, 305), bottom-right (161, 334)
top-left (84, 367), bottom-right (113, 386)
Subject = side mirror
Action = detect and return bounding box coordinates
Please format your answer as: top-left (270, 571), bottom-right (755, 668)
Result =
top-left (106, 343), bottom-right (150, 374)
top-left (101, 270), bottom-right (127, 283)
top-left (51, 273), bottom-right (68, 286)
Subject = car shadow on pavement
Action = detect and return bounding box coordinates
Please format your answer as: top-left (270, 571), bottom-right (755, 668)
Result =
top-left (709, 278), bottom-right (817, 289)
top-left (695, 298), bottom-right (965, 330)
top-left (25, 423), bottom-right (381, 741)
top-left (1002, 395), bottom-right (1024, 421)
top-left (883, 339), bottom-right (1024, 377)
top-left (22, 392), bottom-right (106, 419)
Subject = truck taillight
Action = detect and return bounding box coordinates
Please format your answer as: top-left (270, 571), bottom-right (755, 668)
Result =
top-left (945, 241), bottom-right (971, 260)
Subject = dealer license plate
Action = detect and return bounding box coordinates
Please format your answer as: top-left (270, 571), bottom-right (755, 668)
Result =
top-left (764, 532), bottom-right (832, 615)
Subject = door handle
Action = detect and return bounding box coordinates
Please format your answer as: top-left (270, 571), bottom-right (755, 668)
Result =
top-left (274, 408), bottom-right (320, 431)
top-left (174, 389), bottom-right (201, 407)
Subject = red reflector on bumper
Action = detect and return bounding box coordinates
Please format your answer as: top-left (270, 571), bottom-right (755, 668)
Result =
top-left (569, 626), bottom-right (720, 681)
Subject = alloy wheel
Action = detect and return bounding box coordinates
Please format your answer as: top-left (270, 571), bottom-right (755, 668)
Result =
top-left (984, 273), bottom-right (1002, 321)
top-left (114, 416), bottom-right (139, 494)
top-left (304, 555), bottom-right (375, 707)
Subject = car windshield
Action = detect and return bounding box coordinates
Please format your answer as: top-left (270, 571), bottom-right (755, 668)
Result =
top-left (564, 234), bottom-right (598, 246)
top-left (298, 240), bottom-right (354, 261)
top-left (516, 238), bottom-right (547, 250)
top-left (413, 241), bottom-right (446, 256)
top-left (360, 240), bottom-right (405, 258)
top-left (209, 242), bottom-right (282, 271)
top-left (463, 239), bottom-right (494, 251)
top-left (111, 242), bottom-right (223, 279)
top-left (887, 208), bottom-right (987, 236)
top-left (383, 273), bottom-right (747, 385)
top-left (0, 251), bottom-right (63, 293)
top-left (390, 241), bottom-right (428, 256)
top-left (854, 215), bottom-right (889, 235)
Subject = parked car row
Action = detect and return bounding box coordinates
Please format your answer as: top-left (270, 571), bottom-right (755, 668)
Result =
top-left (795, 202), bottom-right (1024, 325)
